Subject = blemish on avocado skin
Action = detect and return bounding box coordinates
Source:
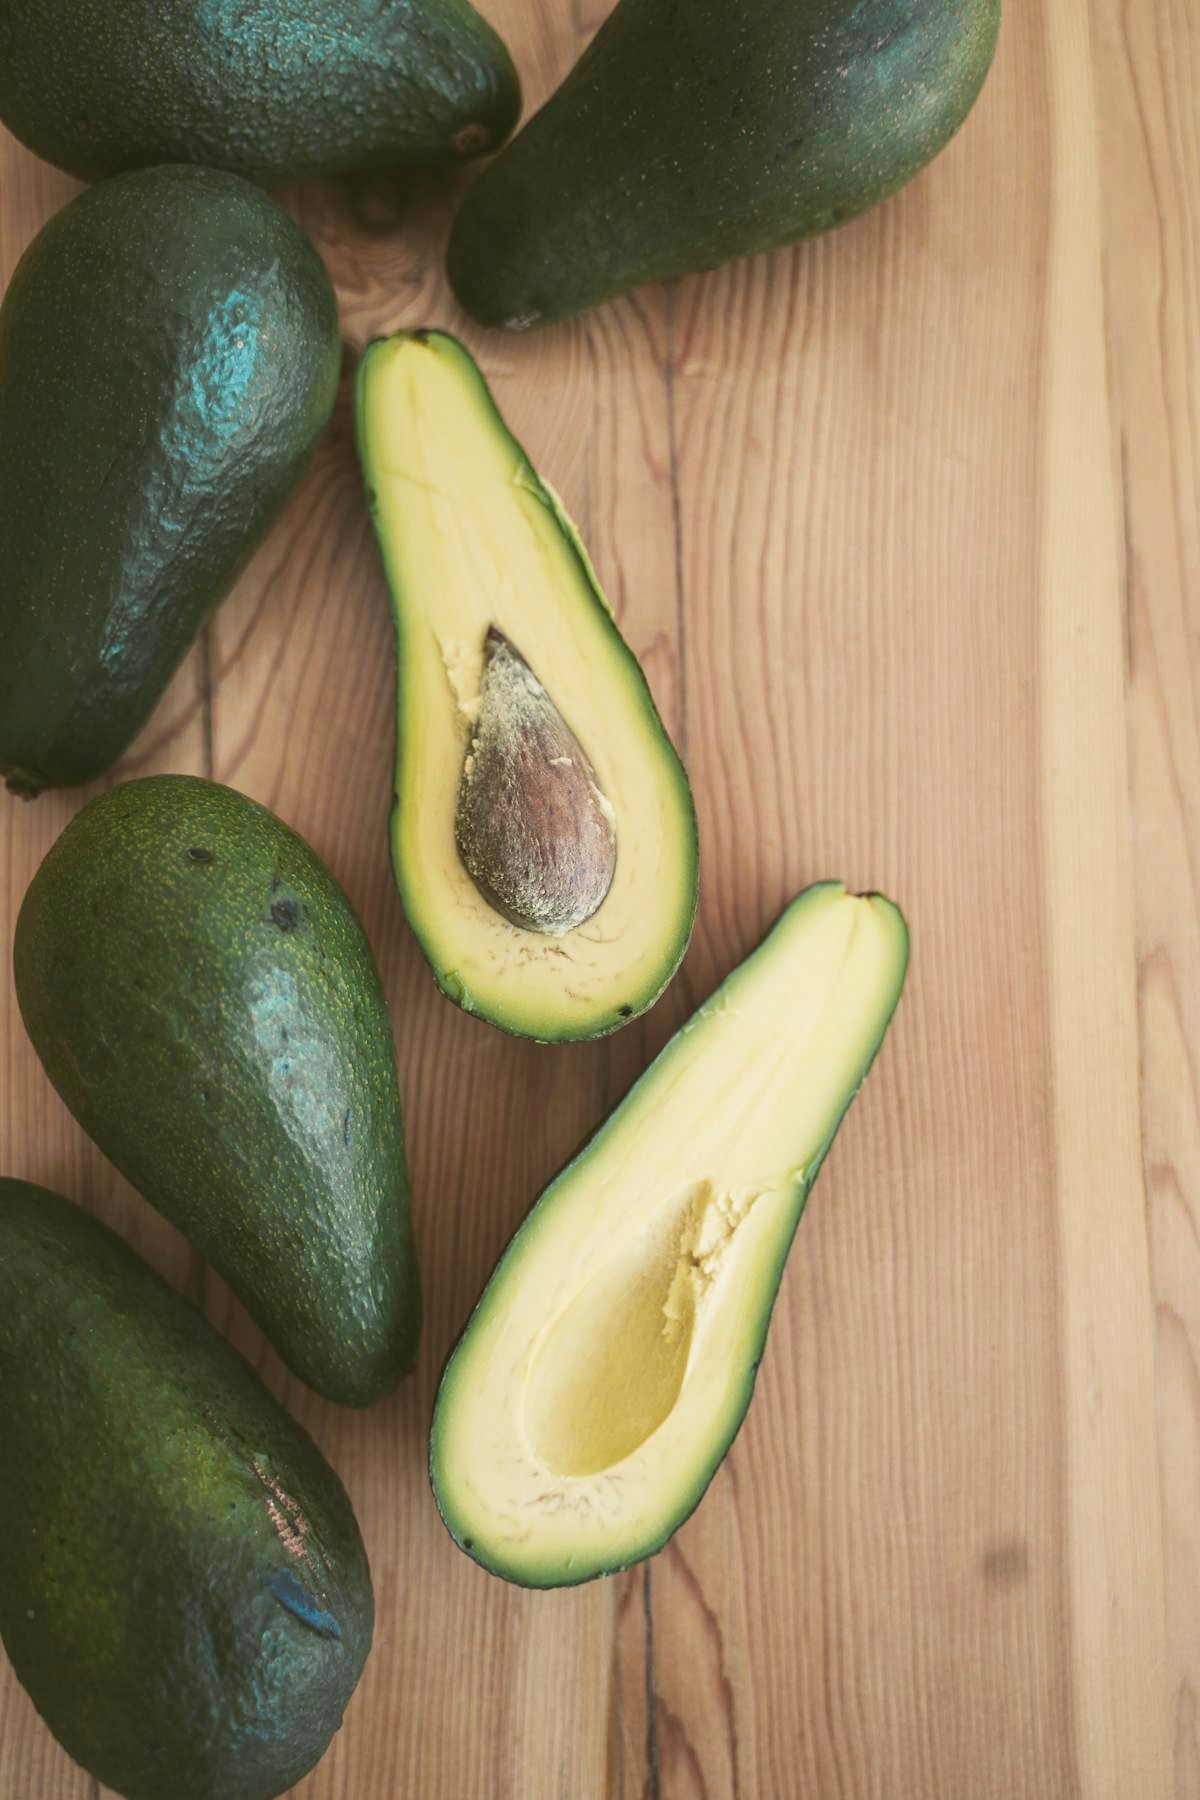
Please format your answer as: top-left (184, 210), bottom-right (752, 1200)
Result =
top-left (270, 898), bottom-right (301, 932)
top-left (269, 1570), bottom-right (342, 1640)
top-left (452, 122), bottom-right (491, 156)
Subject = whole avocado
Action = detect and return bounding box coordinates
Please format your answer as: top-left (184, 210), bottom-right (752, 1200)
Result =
top-left (0, 1178), bottom-right (373, 1800)
top-left (448, 0), bottom-right (1002, 328)
top-left (0, 165), bottom-right (341, 798)
top-left (0, 0), bottom-right (521, 187)
top-left (14, 776), bottom-right (421, 1407)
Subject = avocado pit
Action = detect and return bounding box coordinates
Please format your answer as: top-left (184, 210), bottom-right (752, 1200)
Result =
top-left (455, 627), bottom-right (617, 935)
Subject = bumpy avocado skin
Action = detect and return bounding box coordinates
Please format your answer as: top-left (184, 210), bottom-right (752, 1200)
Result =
top-left (13, 776), bottom-right (421, 1407)
top-left (448, 0), bottom-right (1001, 328)
top-left (0, 165), bottom-right (341, 797)
top-left (0, 0), bottom-right (521, 186)
top-left (0, 1178), bottom-right (373, 1800)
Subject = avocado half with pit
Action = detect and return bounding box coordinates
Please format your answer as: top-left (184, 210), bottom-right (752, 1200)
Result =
top-left (356, 331), bottom-right (698, 1042)
top-left (430, 881), bottom-right (908, 1584)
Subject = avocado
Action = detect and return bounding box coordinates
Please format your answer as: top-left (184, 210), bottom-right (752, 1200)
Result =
top-left (430, 883), bottom-right (908, 1585)
top-left (0, 164), bottom-right (341, 798)
top-left (0, 0), bottom-right (520, 187)
top-left (14, 775), bottom-right (420, 1408)
top-left (356, 330), bottom-right (698, 1042)
top-left (0, 1178), bottom-right (372, 1800)
top-left (448, 0), bottom-right (1002, 328)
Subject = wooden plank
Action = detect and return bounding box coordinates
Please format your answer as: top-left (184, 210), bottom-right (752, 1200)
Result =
top-left (1091, 1), bottom-right (1200, 1795)
top-left (1038, 0), bottom-right (1168, 1790)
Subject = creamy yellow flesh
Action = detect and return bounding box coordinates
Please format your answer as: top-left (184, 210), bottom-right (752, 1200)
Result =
top-left (434, 886), bottom-right (907, 1581)
top-left (361, 335), bottom-right (695, 1038)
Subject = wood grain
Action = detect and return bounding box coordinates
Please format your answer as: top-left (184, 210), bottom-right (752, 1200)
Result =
top-left (1039, 3), bottom-right (1168, 1791)
top-left (1092, 1), bottom-right (1200, 1795)
top-left (0, 0), bottom-right (1197, 1794)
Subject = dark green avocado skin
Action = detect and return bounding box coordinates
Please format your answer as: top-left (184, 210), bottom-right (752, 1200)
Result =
top-left (0, 1177), bottom-right (373, 1800)
top-left (0, 0), bottom-right (521, 186)
top-left (448, 0), bottom-right (1001, 328)
top-left (0, 165), bottom-right (341, 798)
top-left (13, 776), bottom-right (421, 1407)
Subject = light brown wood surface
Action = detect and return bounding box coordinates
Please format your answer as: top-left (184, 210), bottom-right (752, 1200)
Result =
top-left (1, 0), bottom-right (1197, 1794)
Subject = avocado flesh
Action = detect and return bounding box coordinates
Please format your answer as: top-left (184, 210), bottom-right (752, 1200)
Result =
top-left (0, 0), bottom-right (521, 186)
top-left (431, 884), bottom-right (908, 1584)
top-left (0, 165), bottom-right (341, 796)
top-left (448, 0), bottom-right (1001, 329)
top-left (13, 775), bottom-right (420, 1408)
top-left (0, 1179), bottom-right (373, 1800)
top-left (356, 331), bottom-right (698, 1041)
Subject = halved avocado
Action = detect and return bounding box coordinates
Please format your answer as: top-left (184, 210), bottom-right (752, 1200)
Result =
top-left (355, 331), bottom-right (698, 1042)
top-left (430, 882), bottom-right (909, 1585)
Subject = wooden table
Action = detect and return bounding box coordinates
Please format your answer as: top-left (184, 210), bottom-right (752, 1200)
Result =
top-left (1, 2), bottom-right (1196, 1794)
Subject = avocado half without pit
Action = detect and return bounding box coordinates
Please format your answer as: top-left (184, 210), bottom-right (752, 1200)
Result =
top-left (356, 330), bottom-right (698, 1041)
top-left (430, 882), bottom-right (908, 1586)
